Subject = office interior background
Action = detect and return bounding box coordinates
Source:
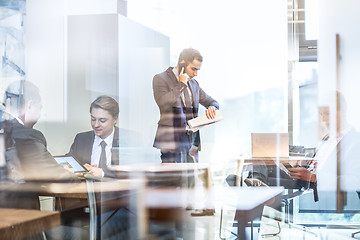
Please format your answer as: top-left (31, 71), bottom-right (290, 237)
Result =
top-left (1, 0), bottom-right (360, 236)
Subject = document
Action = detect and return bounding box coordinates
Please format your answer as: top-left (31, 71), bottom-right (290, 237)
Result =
top-left (187, 110), bottom-right (223, 132)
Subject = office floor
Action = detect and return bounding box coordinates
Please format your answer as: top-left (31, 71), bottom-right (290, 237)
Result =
top-left (39, 182), bottom-right (360, 239)
top-left (181, 204), bottom-right (360, 240)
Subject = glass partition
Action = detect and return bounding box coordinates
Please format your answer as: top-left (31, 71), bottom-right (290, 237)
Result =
top-left (3, 0), bottom-right (360, 238)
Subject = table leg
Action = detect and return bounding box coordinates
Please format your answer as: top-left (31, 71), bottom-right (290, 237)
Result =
top-left (237, 221), bottom-right (247, 240)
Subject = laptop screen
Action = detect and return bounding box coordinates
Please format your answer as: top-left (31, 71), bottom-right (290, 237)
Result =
top-left (54, 156), bottom-right (87, 172)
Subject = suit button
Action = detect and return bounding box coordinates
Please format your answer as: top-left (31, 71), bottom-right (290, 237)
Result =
top-left (184, 121), bottom-right (186, 125)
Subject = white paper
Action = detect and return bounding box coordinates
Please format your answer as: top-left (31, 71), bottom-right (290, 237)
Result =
top-left (187, 110), bottom-right (223, 132)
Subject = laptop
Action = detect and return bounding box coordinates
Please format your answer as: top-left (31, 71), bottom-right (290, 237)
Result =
top-left (54, 155), bottom-right (88, 173)
top-left (251, 133), bottom-right (289, 158)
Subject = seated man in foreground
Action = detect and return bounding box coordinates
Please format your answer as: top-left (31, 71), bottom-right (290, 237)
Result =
top-left (0, 80), bottom-right (78, 209)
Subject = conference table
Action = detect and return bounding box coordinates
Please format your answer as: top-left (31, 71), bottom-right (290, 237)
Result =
top-left (0, 165), bottom-right (283, 240)
top-left (0, 179), bottom-right (147, 240)
top-left (0, 208), bottom-right (60, 240)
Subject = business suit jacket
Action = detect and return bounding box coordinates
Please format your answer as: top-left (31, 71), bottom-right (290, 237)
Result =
top-left (153, 67), bottom-right (219, 152)
top-left (68, 127), bottom-right (119, 177)
top-left (0, 119), bottom-right (77, 209)
top-left (8, 119), bottom-right (77, 181)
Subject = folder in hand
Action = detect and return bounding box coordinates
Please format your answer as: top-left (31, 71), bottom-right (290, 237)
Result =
top-left (187, 110), bottom-right (223, 132)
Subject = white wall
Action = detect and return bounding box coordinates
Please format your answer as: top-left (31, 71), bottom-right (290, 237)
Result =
top-left (317, 0), bottom-right (360, 192)
top-left (68, 14), bottom-right (169, 163)
top-left (26, 0), bottom-right (169, 157)
top-left (128, 0), bottom-right (289, 163)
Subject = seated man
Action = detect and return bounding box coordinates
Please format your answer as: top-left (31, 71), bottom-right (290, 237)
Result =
top-left (229, 92), bottom-right (360, 204)
top-left (0, 80), bottom-right (78, 209)
top-left (67, 95), bottom-right (120, 178)
top-left (67, 96), bottom-right (137, 238)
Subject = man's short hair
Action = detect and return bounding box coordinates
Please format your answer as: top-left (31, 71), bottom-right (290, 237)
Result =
top-left (4, 80), bottom-right (41, 110)
top-left (178, 48), bottom-right (203, 65)
top-left (90, 95), bottom-right (119, 119)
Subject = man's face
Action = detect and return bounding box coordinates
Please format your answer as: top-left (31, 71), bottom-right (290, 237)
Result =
top-left (184, 59), bottom-right (202, 79)
top-left (91, 107), bottom-right (117, 139)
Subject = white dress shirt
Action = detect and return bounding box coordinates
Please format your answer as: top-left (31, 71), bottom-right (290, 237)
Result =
top-left (90, 128), bottom-right (115, 167)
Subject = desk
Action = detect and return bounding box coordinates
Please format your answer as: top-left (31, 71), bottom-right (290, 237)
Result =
top-left (0, 208), bottom-right (60, 240)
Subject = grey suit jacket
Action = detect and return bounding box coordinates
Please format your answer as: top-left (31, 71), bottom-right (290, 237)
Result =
top-left (152, 67), bottom-right (219, 151)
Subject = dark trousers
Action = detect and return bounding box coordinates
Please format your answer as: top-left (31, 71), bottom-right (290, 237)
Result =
top-left (160, 131), bottom-right (197, 163)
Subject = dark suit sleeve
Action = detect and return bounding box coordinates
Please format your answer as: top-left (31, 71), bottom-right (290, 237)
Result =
top-left (153, 72), bottom-right (187, 112)
top-left (15, 129), bottom-right (78, 181)
top-left (67, 134), bottom-right (80, 158)
top-left (67, 133), bottom-right (92, 165)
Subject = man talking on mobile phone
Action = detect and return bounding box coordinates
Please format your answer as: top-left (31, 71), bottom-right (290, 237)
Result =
top-left (152, 48), bottom-right (219, 164)
top-left (152, 48), bottom-right (219, 217)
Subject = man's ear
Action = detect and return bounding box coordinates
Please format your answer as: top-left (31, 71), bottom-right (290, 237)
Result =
top-left (21, 100), bottom-right (31, 115)
top-left (25, 100), bottom-right (35, 112)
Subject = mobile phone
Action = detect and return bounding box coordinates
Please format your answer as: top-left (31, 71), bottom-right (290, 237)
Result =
top-left (178, 63), bottom-right (187, 75)
top-left (282, 162), bottom-right (293, 169)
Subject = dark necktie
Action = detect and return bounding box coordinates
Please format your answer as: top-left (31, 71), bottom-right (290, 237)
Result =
top-left (183, 84), bottom-right (193, 120)
top-left (99, 140), bottom-right (107, 169)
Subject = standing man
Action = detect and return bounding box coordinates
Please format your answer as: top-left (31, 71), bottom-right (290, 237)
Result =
top-left (68, 95), bottom-right (119, 178)
top-left (153, 48), bottom-right (219, 163)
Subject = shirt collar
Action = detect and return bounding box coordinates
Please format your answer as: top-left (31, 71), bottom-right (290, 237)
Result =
top-left (94, 127), bottom-right (115, 147)
top-left (2, 111), bottom-right (24, 125)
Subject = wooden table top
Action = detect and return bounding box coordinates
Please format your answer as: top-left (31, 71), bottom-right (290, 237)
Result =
top-left (0, 208), bottom-right (60, 240)
top-left (0, 179), bottom-right (145, 195)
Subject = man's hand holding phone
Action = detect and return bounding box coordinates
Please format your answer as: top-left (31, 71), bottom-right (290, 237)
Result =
top-left (178, 64), bottom-right (189, 84)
